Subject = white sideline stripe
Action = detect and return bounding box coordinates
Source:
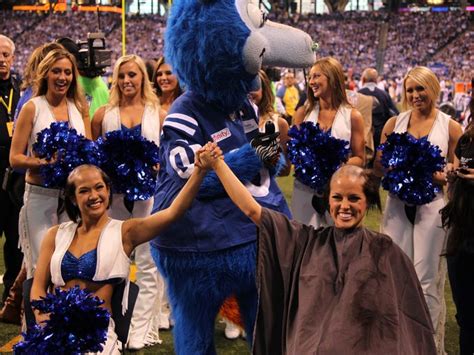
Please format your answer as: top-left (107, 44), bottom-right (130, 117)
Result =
top-left (164, 121), bottom-right (196, 136)
top-left (166, 113), bottom-right (198, 126)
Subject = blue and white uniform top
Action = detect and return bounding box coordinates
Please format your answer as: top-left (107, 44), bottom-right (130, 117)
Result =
top-left (392, 110), bottom-right (450, 159)
top-left (305, 102), bottom-right (352, 142)
top-left (101, 104), bottom-right (161, 145)
top-left (152, 91), bottom-right (290, 252)
top-left (27, 96), bottom-right (86, 158)
top-left (50, 219), bottom-right (132, 314)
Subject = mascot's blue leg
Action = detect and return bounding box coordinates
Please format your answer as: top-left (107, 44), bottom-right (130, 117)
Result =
top-left (169, 283), bottom-right (222, 355)
top-left (232, 243), bottom-right (258, 344)
top-left (151, 242), bottom-right (258, 354)
top-left (236, 283), bottom-right (258, 345)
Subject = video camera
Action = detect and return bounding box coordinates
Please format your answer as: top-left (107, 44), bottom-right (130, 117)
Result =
top-left (58, 33), bottom-right (111, 78)
top-left (76, 32), bottom-right (112, 78)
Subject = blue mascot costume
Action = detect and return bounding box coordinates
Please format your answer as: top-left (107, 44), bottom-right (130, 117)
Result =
top-left (151, 0), bottom-right (315, 353)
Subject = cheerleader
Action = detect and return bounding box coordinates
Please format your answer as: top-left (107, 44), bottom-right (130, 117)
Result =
top-left (30, 160), bottom-right (211, 353)
top-left (10, 48), bottom-right (91, 279)
top-left (291, 57), bottom-right (365, 227)
top-left (375, 66), bottom-right (462, 347)
top-left (91, 54), bottom-right (164, 349)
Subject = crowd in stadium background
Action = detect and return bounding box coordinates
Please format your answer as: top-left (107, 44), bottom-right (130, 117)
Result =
top-left (0, 7), bottom-right (472, 109)
top-left (0, 2), bottom-right (473, 353)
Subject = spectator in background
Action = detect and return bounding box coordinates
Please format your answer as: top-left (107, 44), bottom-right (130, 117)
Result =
top-left (57, 37), bottom-right (110, 119)
top-left (439, 102), bottom-right (457, 120)
top-left (441, 96), bottom-right (474, 355)
top-left (346, 89), bottom-right (375, 167)
top-left (359, 68), bottom-right (399, 157)
top-left (145, 59), bottom-right (156, 83)
top-left (377, 75), bottom-right (387, 92)
top-left (1, 41), bottom-right (64, 326)
top-left (152, 57), bottom-right (182, 117)
top-left (14, 42), bottom-right (64, 123)
top-left (0, 35), bottom-right (22, 323)
top-left (276, 71), bottom-right (300, 124)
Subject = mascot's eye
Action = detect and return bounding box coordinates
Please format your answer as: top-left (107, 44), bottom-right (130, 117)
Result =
top-left (261, 12), bottom-right (267, 27)
top-left (246, 3), bottom-right (266, 28)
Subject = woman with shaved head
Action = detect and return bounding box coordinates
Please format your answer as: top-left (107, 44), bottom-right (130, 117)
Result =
top-left (197, 144), bottom-right (436, 354)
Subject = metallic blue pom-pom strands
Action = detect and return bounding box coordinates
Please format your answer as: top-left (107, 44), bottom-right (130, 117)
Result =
top-left (97, 129), bottom-right (160, 201)
top-left (14, 286), bottom-right (110, 354)
top-left (32, 122), bottom-right (160, 201)
top-left (32, 122), bottom-right (102, 188)
top-left (379, 132), bottom-right (445, 205)
top-left (287, 122), bottom-right (350, 193)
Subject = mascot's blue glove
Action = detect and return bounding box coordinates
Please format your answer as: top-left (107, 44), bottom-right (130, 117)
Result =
top-left (198, 143), bottom-right (262, 198)
top-left (250, 121), bottom-right (281, 169)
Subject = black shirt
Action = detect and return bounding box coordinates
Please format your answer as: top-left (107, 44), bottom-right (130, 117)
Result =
top-left (0, 74), bottom-right (21, 159)
top-left (455, 132), bottom-right (474, 169)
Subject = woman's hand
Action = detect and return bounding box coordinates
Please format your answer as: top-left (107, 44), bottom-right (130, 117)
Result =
top-left (196, 142), bottom-right (223, 170)
top-left (456, 167), bottom-right (474, 181)
top-left (30, 152), bottom-right (56, 171)
top-left (446, 164), bottom-right (457, 184)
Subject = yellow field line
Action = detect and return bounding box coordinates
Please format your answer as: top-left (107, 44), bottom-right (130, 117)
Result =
top-left (0, 334), bottom-right (21, 352)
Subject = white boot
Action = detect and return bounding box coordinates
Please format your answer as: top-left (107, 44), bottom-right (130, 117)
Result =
top-left (126, 242), bottom-right (161, 350)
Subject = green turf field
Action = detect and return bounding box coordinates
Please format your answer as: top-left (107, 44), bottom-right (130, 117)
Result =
top-left (0, 175), bottom-right (460, 354)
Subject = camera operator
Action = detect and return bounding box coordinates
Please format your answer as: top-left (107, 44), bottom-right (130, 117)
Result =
top-left (57, 35), bottom-right (110, 118)
top-left (0, 35), bottom-right (23, 322)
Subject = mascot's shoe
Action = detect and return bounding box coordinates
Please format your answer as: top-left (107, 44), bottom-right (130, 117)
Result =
top-left (158, 313), bottom-right (171, 330)
top-left (223, 320), bottom-right (241, 340)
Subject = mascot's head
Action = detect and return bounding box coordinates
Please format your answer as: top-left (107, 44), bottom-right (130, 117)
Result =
top-left (165, 0), bottom-right (316, 112)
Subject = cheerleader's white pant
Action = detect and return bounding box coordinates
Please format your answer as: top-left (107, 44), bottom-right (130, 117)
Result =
top-left (108, 195), bottom-right (163, 346)
top-left (382, 193), bottom-right (446, 328)
top-left (290, 179), bottom-right (333, 228)
top-left (20, 183), bottom-right (68, 278)
top-left (86, 318), bottom-right (120, 355)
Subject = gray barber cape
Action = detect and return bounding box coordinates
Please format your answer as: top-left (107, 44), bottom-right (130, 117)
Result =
top-left (253, 208), bottom-right (436, 355)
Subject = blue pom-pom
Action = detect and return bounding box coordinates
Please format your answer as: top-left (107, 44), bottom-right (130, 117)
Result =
top-left (14, 286), bottom-right (110, 354)
top-left (32, 122), bottom-right (101, 188)
top-left (97, 129), bottom-right (160, 201)
top-left (287, 122), bottom-right (350, 193)
top-left (378, 132), bottom-right (446, 205)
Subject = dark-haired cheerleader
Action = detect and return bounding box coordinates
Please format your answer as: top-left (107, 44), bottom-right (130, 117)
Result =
top-left (441, 98), bottom-right (474, 355)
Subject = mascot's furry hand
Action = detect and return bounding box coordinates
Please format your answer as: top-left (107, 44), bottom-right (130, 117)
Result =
top-left (251, 121), bottom-right (281, 169)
